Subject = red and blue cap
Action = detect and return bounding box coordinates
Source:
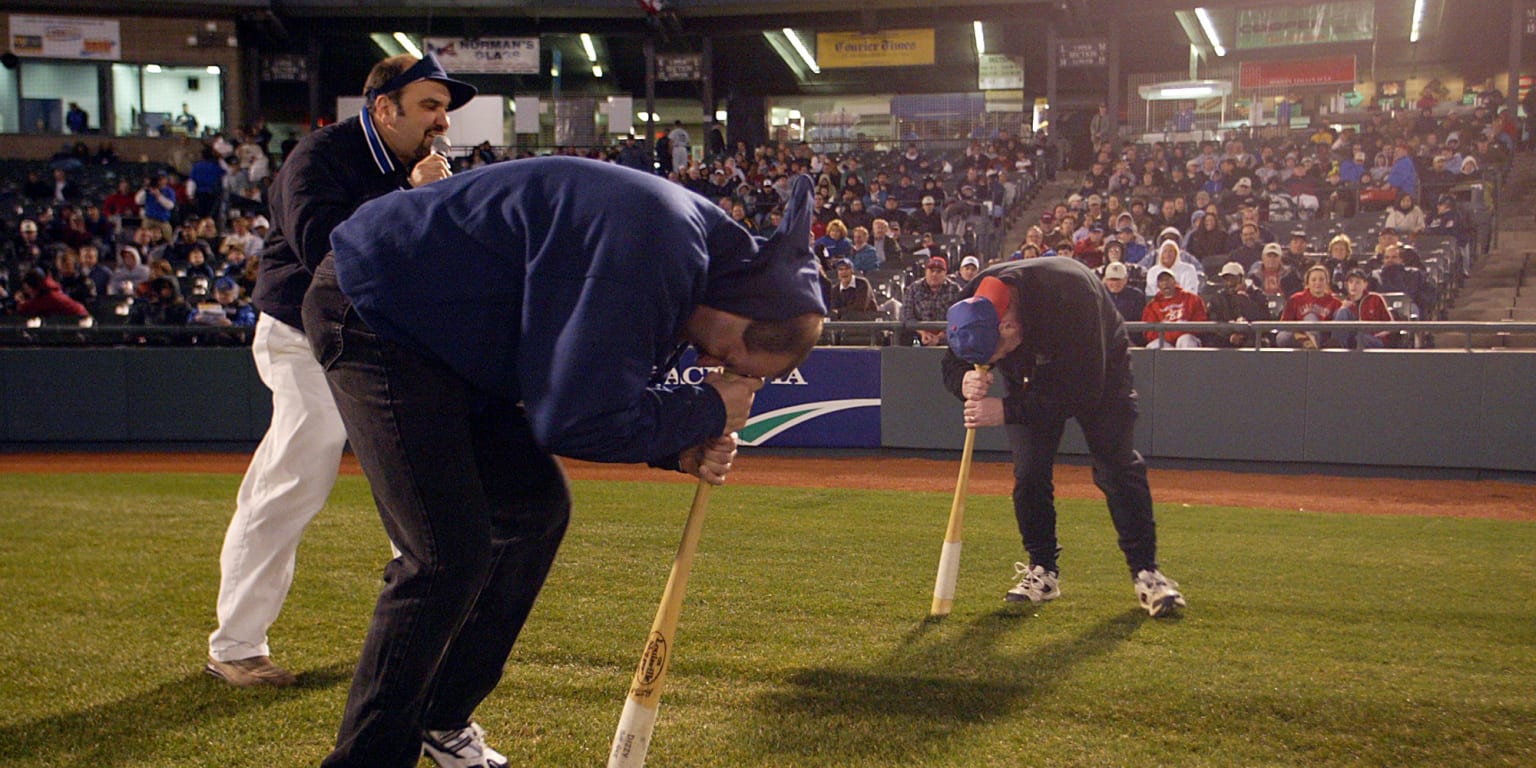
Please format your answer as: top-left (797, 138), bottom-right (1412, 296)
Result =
top-left (945, 276), bottom-right (1012, 364)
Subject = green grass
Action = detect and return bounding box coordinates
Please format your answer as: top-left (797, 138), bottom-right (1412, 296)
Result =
top-left (0, 472), bottom-right (1533, 767)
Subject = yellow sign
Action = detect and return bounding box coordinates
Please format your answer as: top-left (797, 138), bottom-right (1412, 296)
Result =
top-left (816, 29), bottom-right (935, 69)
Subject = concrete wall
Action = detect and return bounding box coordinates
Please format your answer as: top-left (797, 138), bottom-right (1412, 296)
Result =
top-left (3, 347), bottom-right (1533, 474)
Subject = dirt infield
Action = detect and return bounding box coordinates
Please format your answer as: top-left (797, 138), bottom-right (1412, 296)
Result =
top-left (4, 452), bottom-right (1532, 521)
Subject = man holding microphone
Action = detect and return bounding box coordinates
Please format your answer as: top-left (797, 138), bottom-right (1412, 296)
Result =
top-left (206, 51), bottom-right (473, 702)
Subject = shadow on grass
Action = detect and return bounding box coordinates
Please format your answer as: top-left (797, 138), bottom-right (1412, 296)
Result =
top-left (0, 660), bottom-right (353, 764)
top-left (748, 610), bottom-right (1146, 762)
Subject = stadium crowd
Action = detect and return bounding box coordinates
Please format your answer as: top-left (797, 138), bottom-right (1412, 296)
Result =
top-left (0, 93), bottom-right (1509, 350)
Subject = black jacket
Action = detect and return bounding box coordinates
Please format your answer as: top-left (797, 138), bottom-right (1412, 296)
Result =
top-left (250, 115), bottom-right (411, 330)
top-left (942, 258), bottom-right (1130, 421)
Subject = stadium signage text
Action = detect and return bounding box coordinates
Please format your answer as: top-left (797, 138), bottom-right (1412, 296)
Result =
top-left (424, 36), bottom-right (539, 74)
top-left (816, 29), bottom-right (935, 69)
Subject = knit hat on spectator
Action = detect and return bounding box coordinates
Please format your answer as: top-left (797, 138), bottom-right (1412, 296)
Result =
top-left (1158, 226), bottom-right (1181, 243)
top-left (946, 275), bottom-right (1012, 364)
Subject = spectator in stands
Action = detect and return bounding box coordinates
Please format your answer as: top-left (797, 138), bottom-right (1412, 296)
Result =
top-left (957, 255), bottom-right (981, 285)
top-left (168, 223), bottom-right (204, 265)
top-left (908, 195), bottom-right (943, 237)
top-left (1278, 264), bottom-right (1342, 349)
top-left (193, 276), bottom-right (257, 327)
top-left (1384, 193), bottom-right (1426, 235)
top-left (1331, 268), bottom-right (1395, 350)
top-left (21, 171), bottom-right (49, 201)
top-left (828, 258), bottom-right (877, 322)
top-left (183, 243), bottom-right (217, 280)
top-left (190, 148), bottom-right (227, 220)
top-left (102, 179), bottom-right (140, 222)
top-left (901, 255), bottom-right (962, 346)
top-left (869, 218), bottom-right (901, 267)
top-left (128, 275), bottom-right (193, 325)
top-left (1101, 261), bottom-right (1145, 324)
top-left (53, 248), bottom-right (96, 306)
top-left (1205, 262), bottom-right (1268, 347)
top-left (1141, 270), bottom-right (1207, 349)
top-left (136, 174), bottom-right (177, 242)
top-left (1386, 144), bottom-right (1418, 197)
top-left (1283, 230), bottom-right (1311, 268)
top-left (1376, 244), bottom-right (1435, 320)
top-left (7, 220), bottom-right (46, 273)
top-left (49, 168), bottom-right (80, 204)
top-left (814, 219), bottom-right (852, 265)
top-left (78, 244), bottom-right (110, 298)
top-left (844, 226), bottom-right (879, 273)
top-left (131, 224), bottom-right (168, 265)
top-left (1145, 239), bottom-right (1200, 295)
top-left (14, 268), bottom-right (88, 319)
top-left (108, 245), bottom-right (150, 295)
top-left (1224, 222), bottom-right (1266, 272)
top-left (1338, 150), bottom-right (1367, 184)
top-left (1185, 210), bottom-right (1227, 266)
top-left (1426, 194), bottom-right (1471, 276)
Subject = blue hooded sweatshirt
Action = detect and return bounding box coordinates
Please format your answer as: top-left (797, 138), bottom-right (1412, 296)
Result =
top-left (328, 156), bottom-right (822, 465)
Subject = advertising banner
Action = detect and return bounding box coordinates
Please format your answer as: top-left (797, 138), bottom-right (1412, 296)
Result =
top-left (1238, 55), bottom-right (1356, 89)
top-left (424, 37), bottom-right (539, 74)
top-left (978, 54), bottom-right (1024, 91)
top-left (666, 348), bottom-right (881, 448)
top-left (1235, 2), bottom-right (1374, 49)
top-left (9, 15), bottom-right (119, 60)
top-left (816, 28), bottom-right (935, 69)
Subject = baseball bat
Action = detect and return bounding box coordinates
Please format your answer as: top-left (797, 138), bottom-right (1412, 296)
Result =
top-left (607, 479), bottom-right (712, 768)
top-left (930, 364), bottom-right (990, 618)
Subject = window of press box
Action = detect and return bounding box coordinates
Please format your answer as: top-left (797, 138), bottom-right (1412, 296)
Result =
top-left (6, 60), bottom-right (98, 135)
top-left (112, 63), bottom-right (223, 137)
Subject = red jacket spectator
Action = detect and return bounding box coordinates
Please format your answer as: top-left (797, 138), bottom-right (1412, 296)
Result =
top-left (1141, 280), bottom-right (1208, 346)
top-left (102, 180), bottom-right (140, 219)
top-left (16, 272), bottom-right (89, 318)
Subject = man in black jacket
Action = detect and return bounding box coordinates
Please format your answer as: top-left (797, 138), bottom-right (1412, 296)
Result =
top-left (941, 258), bottom-right (1185, 617)
top-left (205, 49), bottom-right (475, 700)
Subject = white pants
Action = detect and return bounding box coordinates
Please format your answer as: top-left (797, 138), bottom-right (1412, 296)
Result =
top-left (209, 313), bottom-right (348, 661)
top-left (1147, 334), bottom-right (1202, 349)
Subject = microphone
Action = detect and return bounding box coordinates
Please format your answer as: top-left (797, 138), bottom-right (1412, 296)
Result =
top-left (431, 134), bottom-right (452, 157)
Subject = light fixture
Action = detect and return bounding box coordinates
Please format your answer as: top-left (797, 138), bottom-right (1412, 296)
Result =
top-left (1195, 7), bottom-right (1225, 57)
top-left (551, 64), bottom-right (561, 77)
top-left (593, 64), bottom-right (604, 78)
top-left (1136, 80), bottom-right (1233, 101)
top-left (1159, 86), bottom-right (1217, 99)
top-left (973, 21), bottom-right (985, 55)
top-left (580, 33), bottom-right (598, 62)
top-left (1410, 0), bottom-right (1425, 43)
top-left (715, 109), bottom-right (727, 122)
top-left (205, 65), bottom-right (221, 75)
top-left (393, 32), bottom-right (422, 59)
top-left (146, 64), bottom-right (162, 73)
top-left (783, 28), bottom-right (820, 74)
top-left (788, 109), bottom-right (802, 120)
top-left (637, 111), bottom-right (658, 122)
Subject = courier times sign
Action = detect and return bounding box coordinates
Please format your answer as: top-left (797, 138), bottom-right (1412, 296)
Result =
top-left (816, 29), bottom-right (935, 69)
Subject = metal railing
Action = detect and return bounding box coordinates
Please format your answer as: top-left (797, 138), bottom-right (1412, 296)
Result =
top-left (823, 320), bottom-right (1536, 352)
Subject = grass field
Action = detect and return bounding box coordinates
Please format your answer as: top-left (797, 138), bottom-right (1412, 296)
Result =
top-left (0, 471), bottom-right (1532, 767)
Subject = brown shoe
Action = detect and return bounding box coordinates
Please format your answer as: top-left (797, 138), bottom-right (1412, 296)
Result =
top-left (205, 655), bottom-right (297, 687)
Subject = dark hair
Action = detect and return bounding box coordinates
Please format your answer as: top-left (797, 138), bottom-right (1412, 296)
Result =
top-left (743, 313), bottom-right (822, 377)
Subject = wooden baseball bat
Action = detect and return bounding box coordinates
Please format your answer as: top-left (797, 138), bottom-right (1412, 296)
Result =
top-left (930, 364), bottom-right (989, 618)
top-left (607, 479), bottom-right (712, 768)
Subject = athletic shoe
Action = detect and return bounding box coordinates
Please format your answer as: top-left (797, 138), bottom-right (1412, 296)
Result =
top-left (1004, 562), bottom-right (1061, 604)
top-left (204, 655), bottom-right (297, 687)
top-left (1134, 569), bottom-right (1187, 618)
top-left (423, 722), bottom-right (508, 768)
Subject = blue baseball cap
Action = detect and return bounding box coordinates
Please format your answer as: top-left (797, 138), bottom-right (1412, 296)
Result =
top-left (945, 276), bottom-right (1012, 364)
top-left (366, 51), bottom-right (478, 112)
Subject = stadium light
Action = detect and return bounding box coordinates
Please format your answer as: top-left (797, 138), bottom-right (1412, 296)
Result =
top-left (1195, 7), bottom-right (1225, 57)
top-left (393, 32), bottom-right (422, 59)
top-left (206, 65), bottom-right (221, 75)
top-left (580, 33), bottom-right (598, 62)
top-left (1410, 0), bottom-right (1425, 43)
top-left (973, 21), bottom-right (985, 55)
top-left (593, 64), bottom-right (604, 78)
top-left (783, 28), bottom-right (820, 74)
top-left (146, 64), bottom-right (162, 73)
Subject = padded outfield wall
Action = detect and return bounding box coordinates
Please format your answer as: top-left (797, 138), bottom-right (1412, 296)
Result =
top-left (2, 347), bottom-right (1533, 474)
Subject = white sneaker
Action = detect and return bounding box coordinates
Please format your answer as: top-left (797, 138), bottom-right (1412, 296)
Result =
top-left (1134, 569), bottom-right (1187, 618)
top-left (1005, 562), bottom-right (1061, 604)
top-left (423, 722), bottom-right (508, 768)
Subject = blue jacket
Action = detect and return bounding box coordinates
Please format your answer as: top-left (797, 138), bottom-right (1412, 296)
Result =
top-left (1387, 156), bottom-right (1418, 196)
top-left (330, 156), bottom-right (748, 464)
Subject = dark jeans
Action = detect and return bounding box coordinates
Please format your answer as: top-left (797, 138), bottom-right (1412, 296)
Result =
top-left (1005, 358), bottom-right (1157, 576)
top-left (304, 256), bottom-right (571, 768)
